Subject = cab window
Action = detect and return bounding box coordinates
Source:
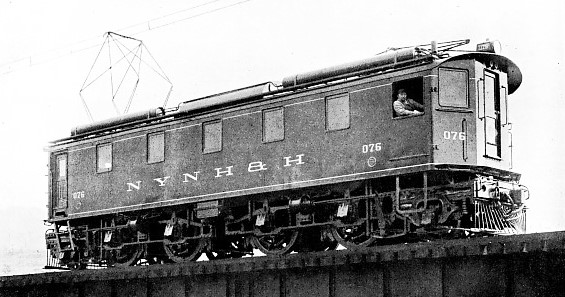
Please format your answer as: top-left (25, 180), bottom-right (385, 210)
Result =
top-left (392, 77), bottom-right (424, 118)
top-left (439, 68), bottom-right (469, 108)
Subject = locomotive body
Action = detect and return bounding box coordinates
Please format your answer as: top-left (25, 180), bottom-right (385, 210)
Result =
top-left (45, 41), bottom-right (527, 269)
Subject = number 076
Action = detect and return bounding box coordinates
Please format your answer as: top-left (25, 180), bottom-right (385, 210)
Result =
top-left (362, 143), bottom-right (382, 153)
top-left (443, 131), bottom-right (466, 140)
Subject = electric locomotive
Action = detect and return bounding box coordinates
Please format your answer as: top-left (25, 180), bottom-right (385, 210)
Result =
top-left (45, 39), bottom-right (527, 269)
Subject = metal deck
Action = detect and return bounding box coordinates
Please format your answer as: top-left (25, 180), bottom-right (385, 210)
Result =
top-left (2, 231), bottom-right (565, 296)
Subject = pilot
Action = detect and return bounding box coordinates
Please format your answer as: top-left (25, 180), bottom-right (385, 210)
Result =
top-left (393, 89), bottom-right (424, 116)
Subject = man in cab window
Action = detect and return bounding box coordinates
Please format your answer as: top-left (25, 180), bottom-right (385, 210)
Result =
top-left (393, 89), bottom-right (423, 116)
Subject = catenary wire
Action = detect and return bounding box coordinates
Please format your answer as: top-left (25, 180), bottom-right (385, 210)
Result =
top-left (0, 0), bottom-right (251, 77)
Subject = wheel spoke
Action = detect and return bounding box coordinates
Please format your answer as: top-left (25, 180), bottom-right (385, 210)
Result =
top-left (105, 228), bottom-right (143, 267)
top-left (251, 230), bottom-right (299, 255)
top-left (164, 238), bottom-right (204, 262)
top-left (331, 224), bottom-right (375, 250)
top-left (105, 243), bottom-right (143, 267)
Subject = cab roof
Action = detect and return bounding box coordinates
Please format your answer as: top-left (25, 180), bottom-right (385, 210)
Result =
top-left (439, 52), bottom-right (522, 94)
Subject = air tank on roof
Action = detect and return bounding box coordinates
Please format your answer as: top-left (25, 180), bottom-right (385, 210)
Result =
top-left (177, 82), bottom-right (276, 115)
top-left (71, 107), bottom-right (165, 137)
top-left (282, 47), bottom-right (423, 88)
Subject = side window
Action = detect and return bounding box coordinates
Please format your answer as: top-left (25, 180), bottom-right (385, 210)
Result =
top-left (439, 68), bottom-right (469, 108)
top-left (392, 77), bottom-right (424, 118)
top-left (203, 121), bottom-right (222, 153)
top-left (97, 143), bottom-right (112, 173)
top-left (326, 93), bottom-right (350, 131)
top-left (57, 155), bottom-right (67, 179)
top-left (55, 154), bottom-right (68, 209)
top-left (148, 132), bottom-right (165, 163)
top-left (263, 107), bottom-right (284, 143)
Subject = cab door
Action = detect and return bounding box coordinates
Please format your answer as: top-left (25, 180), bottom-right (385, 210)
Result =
top-left (53, 154), bottom-right (68, 214)
top-left (483, 71), bottom-right (502, 158)
top-left (432, 66), bottom-right (476, 165)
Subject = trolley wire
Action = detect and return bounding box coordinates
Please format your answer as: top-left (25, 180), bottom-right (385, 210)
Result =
top-left (0, 0), bottom-right (251, 77)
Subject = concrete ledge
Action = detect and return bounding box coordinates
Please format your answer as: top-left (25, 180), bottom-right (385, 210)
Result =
top-left (1, 231), bottom-right (565, 296)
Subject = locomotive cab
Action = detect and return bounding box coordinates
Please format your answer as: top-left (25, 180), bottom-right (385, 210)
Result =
top-left (430, 52), bottom-right (522, 173)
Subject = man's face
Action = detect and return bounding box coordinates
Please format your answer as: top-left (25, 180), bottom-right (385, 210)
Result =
top-left (397, 92), bottom-right (407, 101)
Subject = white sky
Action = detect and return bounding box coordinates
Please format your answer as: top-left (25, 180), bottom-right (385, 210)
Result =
top-left (0, 0), bottom-right (564, 275)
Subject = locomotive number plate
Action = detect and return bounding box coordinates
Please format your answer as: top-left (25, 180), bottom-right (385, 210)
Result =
top-left (72, 191), bottom-right (85, 199)
top-left (443, 131), bottom-right (466, 140)
top-left (362, 143), bottom-right (382, 153)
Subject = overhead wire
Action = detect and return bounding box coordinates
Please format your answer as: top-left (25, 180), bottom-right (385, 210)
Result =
top-left (140, 0), bottom-right (250, 32)
top-left (0, 0), bottom-right (251, 77)
top-left (117, 0), bottom-right (225, 33)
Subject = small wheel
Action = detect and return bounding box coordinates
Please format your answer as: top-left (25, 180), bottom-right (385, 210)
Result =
top-left (163, 216), bottom-right (206, 263)
top-left (331, 224), bottom-right (376, 250)
top-left (107, 244), bottom-right (143, 267)
top-left (251, 230), bottom-right (299, 255)
top-left (104, 228), bottom-right (143, 267)
top-left (163, 238), bottom-right (205, 263)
